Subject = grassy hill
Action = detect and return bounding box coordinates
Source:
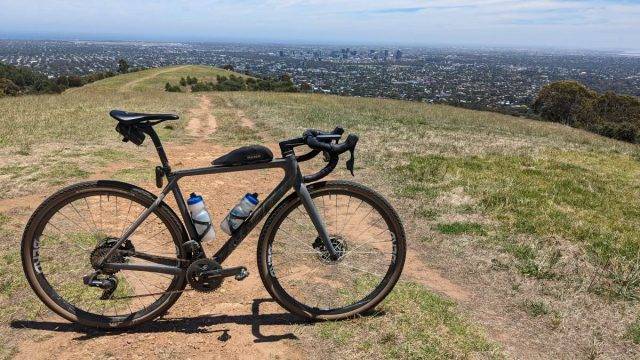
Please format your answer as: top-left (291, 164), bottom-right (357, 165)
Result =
top-left (1, 65), bottom-right (639, 358)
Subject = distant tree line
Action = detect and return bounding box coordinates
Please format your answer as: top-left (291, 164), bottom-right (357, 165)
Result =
top-left (533, 81), bottom-right (640, 143)
top-left (0, 59), bottom-right (144, 97)
top-left (165, 73), bottom-right (298, 94)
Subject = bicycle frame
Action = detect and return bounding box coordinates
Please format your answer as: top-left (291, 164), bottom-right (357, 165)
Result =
top-left (100, 125), bottom-right (336, 276)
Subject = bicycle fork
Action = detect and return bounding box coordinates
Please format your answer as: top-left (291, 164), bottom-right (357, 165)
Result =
top-left (294, 169), bottom-right (341, 260)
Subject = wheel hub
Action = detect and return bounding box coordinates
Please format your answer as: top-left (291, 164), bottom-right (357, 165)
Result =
top-left (312, 235), bottom-right (348, 263)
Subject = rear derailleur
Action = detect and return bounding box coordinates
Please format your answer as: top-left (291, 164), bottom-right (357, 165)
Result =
top-left (83, 237), bottom-right (133, 300)
top-left (83, 272), bottom-right (118, 300)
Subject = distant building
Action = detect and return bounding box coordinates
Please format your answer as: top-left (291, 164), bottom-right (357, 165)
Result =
top-left (395, 49), bottom-right (403, 62)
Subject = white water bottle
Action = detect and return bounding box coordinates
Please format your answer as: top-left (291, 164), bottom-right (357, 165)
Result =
top-left (220, 193), bottom-right (259, 235)
top-left (187, 193), bottom-right (216, 243)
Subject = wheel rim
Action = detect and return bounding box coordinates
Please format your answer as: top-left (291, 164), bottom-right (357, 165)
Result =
top-left (266, 189), bottom-right (400, 315)
top-left (28, 189), bottom-right (183, 322)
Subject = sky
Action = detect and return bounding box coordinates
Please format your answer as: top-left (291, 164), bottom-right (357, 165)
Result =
top-left (0, 0), bottom-right (639, 50)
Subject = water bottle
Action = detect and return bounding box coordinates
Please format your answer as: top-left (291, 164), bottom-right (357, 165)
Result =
top-left (220, 193), bottom-right (259, 235)
top-left (187, 193), bottom-right (216, 243)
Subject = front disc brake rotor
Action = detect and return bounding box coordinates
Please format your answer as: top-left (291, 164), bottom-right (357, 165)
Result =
top-left (312, 235), bottom-right (348, 263)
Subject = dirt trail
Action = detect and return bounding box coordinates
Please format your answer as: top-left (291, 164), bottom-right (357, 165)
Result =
top-left (186, 95), bottom-right (218, 137)
top-left (223, 98), bottom-right (255, 129)
top-left (403, 247), bottom-right (471, 301)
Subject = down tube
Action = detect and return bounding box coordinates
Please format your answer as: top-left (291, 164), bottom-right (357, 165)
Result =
top-left (212, 164), bottom-right (297, 263)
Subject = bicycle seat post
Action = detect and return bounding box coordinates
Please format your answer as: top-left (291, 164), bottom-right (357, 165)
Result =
top-left (142, 124), bottom-right (171, 173)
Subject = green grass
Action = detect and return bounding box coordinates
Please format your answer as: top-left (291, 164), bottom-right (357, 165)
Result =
top-left (396, 152), bottom-right (640, 297)
top-left (521, 299), bottom-right (550, 317)
top-left (626, 318), bottom-right (640, 344)
top-left (316, 282), bottom-right (501, 359)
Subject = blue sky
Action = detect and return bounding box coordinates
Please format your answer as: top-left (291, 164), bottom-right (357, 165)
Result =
top-left (0, 0), bottom-right (639, 50)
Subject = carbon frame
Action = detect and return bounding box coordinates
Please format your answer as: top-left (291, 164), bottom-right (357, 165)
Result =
top-left (101, 124), bottom-right (335, 276)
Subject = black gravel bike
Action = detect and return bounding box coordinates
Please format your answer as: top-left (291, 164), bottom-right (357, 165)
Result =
top-left (21, 110), bottom-right (406, 329)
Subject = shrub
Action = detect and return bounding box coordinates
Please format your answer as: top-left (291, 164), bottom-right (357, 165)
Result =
top-left (533, 81), bottom-right (640, 143)
top-left (164, 82), bottom-right (182, 92)
top-left (0, 78), bottom-right (20, 96)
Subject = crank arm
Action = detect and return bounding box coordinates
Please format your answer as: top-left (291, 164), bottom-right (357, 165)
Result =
top-left (201, 266), bottom-right (249, 281)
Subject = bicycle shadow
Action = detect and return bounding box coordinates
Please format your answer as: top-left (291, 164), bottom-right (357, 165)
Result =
top-left (10, 298), bottom-right (306, 343)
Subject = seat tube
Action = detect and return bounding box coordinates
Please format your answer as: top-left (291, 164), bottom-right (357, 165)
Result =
top-left (143, 125), bottom-right (171, 170)
top-left (293, 168), bottom-right (340, 259)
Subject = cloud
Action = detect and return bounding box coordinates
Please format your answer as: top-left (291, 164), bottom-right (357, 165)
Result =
top-left (0, 0), bottom-right (638, 49)
top-left (369, 7), bottom-right (426, 14)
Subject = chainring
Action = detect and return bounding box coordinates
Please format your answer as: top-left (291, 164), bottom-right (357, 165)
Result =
top-left (186, 259), bottom-right (223, 292)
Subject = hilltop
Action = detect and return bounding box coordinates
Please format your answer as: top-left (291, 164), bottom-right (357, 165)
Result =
top-left (1, 65), bottom-right (639, 359)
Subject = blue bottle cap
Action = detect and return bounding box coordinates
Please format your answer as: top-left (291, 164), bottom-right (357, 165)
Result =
top-left (244, 193), bottom-right (259, 205)
top-left (187, 193), bottom-right (203, 205)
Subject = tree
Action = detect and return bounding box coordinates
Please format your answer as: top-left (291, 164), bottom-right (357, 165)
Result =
top-left (532, 81), bottom-right (640, 143)
top-left (180, 77), bottom-right (187, 86)
top-left (300, 82), bottom-right (312, 92)
top-left (0, 78), bottom-right (20, 96)
top-left (532, 81), bottom-right (597, 126)
top-left (165, 82), bottom-right (182, 92)
top-left (117, 59), bottom-right (130, 74)
top-left (280, 74), bottom-right (292, 83)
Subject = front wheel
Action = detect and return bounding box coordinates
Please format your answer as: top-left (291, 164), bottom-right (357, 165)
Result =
top-left (257, 180), bottom-right (406, 320)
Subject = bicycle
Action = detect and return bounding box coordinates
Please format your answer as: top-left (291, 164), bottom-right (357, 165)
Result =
top-left (21, 110), bottom-right (406, 329)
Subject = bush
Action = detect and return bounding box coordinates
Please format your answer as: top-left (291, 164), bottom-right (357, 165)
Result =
top-left (533, 81), bottom-right (640, 143)
top-left (164, 82), bottom-right (182, 92)
top-left (191, 82), bottom-right (216, 92)
top-left (0, 78), bottom-right (20, 96)
top-left (186, 76), bottom-right (198, 85)
top-left (0, 62), bottom-right (63, 95)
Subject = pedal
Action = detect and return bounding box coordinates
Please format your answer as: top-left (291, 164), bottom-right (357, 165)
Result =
top-left (235, 268), bottom-right (249, 281)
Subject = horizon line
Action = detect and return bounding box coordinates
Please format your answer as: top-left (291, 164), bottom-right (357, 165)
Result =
top-left (0, 33), bottom-right (636, 53)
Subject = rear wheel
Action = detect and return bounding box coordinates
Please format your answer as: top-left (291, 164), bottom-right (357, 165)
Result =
top-left (21, 181), bottom-right (188, 329)
top-left (257, 180), bottom-right (406, 320)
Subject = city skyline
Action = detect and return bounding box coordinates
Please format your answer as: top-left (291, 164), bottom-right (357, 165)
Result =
top-left (1, 1), bottom-right (639, 51)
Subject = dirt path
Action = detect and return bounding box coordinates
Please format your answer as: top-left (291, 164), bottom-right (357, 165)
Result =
top-left (223, 98), bottom-right (255, 129)
top-left (186, 95), bottom-right (218, 137)
top-left (119, 66), bottom-right (190, 92)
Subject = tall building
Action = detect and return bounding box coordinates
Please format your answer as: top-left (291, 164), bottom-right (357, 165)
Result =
top-left (395, 49), bottom-right (403, 62)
